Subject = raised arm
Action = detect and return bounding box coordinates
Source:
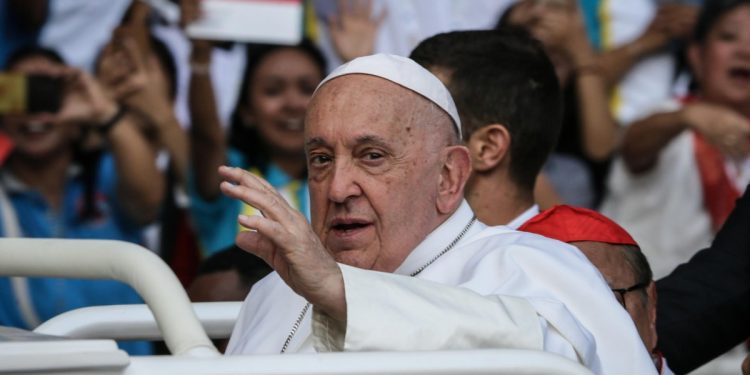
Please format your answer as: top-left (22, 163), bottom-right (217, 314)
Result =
top-left (596, 4), bottom-right (698, 88)
top-left (177, 0), bottom-right (228, 198)
top-left (327, 0), bottom-right (384, 63)
top-left (564, 6), bottom-right (619, 161)
top-left (622, 102), bottom-right (750, 174)
top-left (188, 41), bottom-right (227, 200)
top-left (98, 31), bottom-right (189, 185)
top-left (57, 69), bottom-right (164, 225)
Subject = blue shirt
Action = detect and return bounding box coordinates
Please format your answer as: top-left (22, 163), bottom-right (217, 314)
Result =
top-left (0, 154), bottom-right (150, 355)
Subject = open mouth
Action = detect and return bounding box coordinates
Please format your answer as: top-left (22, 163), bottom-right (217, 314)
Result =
top-left (729, 67), bottom-right (750, 82)
top-left (280, 119), bottom-right (304, 132)
top-left (21, 122), bottom-right (52, 135)
top-left (330, 219), bottom-right (372, 235)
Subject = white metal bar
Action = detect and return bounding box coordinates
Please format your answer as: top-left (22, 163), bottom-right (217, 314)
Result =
top-left (35, 302), bottom-right (241, 340)
top-left (0, 238), bottom-right (218, 356)
top-left (125, 349), bottom-right (595, 375)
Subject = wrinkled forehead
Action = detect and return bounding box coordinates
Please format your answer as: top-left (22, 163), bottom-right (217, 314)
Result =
top-left (305, 74), bottom-right (444, 138)
top-left (314, 74), bottom-right (433, 106)
top-left (312, 53), bottom-right (461, 137)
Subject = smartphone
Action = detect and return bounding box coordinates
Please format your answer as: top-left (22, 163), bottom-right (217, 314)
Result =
top-left (0, 73), bottom-right (63, 115)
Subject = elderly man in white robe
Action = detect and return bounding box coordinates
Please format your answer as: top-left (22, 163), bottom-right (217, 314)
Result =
top-left (219, 53), bottom-right (656, 375)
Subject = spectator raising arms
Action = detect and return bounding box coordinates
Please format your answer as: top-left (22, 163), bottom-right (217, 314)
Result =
top-left (602, 0), bottom-right (750, 278)
top-left (499, 0), bottom-right (618, 208)
top-left (187, 35), bottom-right (326, 255)
top-left (0, 47), bottom-right (164, 354)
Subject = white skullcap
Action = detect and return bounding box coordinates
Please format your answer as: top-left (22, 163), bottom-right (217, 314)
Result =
top-left (316, 54), bottom-right (462, 138)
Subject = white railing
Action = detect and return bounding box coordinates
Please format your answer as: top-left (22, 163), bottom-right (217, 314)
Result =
top-left (0, 238), bottom-right (218, 357)
top-left (125, 349), bottom-right (594, 375)
top-left (35, 302), bottom-right (241, 340)
top-left (0, 238), bottom-right (595, 375)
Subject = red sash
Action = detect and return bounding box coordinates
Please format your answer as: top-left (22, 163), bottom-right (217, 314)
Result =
top-left (693, 133), bottom-right (741, 231)
top-left (682, 97), bottom-right (745, 231)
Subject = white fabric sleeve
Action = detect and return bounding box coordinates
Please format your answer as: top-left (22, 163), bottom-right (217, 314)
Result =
top-left (539, 317), bottom-right (580, 362)
top-left (311, 264), bottom-right (545, 354)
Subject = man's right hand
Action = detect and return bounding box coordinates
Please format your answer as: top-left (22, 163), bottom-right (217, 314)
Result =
top-left (218, 166), bottom-right (347, 321)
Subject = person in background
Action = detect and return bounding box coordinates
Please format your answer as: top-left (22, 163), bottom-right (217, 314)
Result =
top-left (518, 205), bottom-right (673, 375)
top-left (97, 2), bottom-right (189, 185)
top-left (0, 46), bottom-right (164, 354)
top-left (601, 0), bottom-right (750, 278)
top-left (313, 0), bottom-right (513, 67)
top-left (498, 0), bottom-right (618, 208)
top-left (187, 245), bottom-right (271, 352)
top-left (182, 0), bottom-right (327, 256)
top-left (96, 3), bottom-right (200, 283)
top-left (186, 38), bottom-right (326, 256)
top-left (409, 29), bottom-right (562, 227)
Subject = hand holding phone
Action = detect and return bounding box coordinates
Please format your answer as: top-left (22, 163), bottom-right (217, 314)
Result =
top-left (0, 73), bottom-right (64, 115)
top-left (56, 69), bottom-right (119, 126)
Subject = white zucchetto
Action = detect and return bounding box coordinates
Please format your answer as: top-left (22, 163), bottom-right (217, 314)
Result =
top-left (316, 54), bottom-right (462, 138)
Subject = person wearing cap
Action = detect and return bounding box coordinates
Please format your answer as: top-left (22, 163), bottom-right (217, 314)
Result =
top-left (219, 53), bottom-right (656, 374)
top-left (518, 205), bottom-right (673, 375)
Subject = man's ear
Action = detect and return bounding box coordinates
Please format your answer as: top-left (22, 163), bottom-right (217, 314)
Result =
top-left (437, 145), bottom-right (472, 215)
top-left (466, 124), bottom-right (511, 173)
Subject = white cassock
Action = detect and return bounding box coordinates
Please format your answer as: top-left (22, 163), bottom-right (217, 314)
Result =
top-left (226, 200), bottom-right (657, 375)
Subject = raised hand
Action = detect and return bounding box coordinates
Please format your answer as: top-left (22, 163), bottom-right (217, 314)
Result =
top-left (99, 30), bottom-right (180, 136)
top-left (97, 34), bottom-right (146, 100)
top-left (218, 166), bottom-right (346, 320)
top-left (57, 69), bottom-right (118, 126)
top-left (180, 0), bottom-right (203, 28)
top-left (328, 0), bottom-right (385, 63)
top-left (561, 2), bottom-right (596, 67)
top-left (646, 4), bottom-right (699, 43)
top-left (681, 102), bottom-right (750, 160)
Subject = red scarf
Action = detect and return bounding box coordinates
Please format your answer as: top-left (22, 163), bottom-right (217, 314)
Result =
top-left (683, 97), bottom-right (745, 231)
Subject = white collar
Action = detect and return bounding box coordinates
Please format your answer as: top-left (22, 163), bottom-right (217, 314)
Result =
top-left (0, 165), bottom-right (81, 194)
top-left (394, 200), bottom-right (483, 276)
top-left (506, 204), bottom-right (539, 230)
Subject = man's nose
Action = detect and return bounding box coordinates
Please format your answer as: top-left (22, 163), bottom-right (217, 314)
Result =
top-left (327, 160), bottom-right (362, 204)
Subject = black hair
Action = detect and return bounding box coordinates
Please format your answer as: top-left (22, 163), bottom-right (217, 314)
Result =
top-left (621, 245), bottom-right (654, 303)
top-left (693, 0), bottom-right (750, 44)
top-left (410, 28), bottom-right (562, 192)
top-left (4, 46), bottom-right (103, 222)
top-left (196, 245), bottom-right (272, 287)
top-left (688, 0), bottom-right (750, 92)
top-left (4, 45), bottom-right (65, 70)
top-left (149, 36), bottom-right (178, 100)
top-left (228, 38), bottom-right (326, 174)
top-left (495, 2), bottom-right (519, 29)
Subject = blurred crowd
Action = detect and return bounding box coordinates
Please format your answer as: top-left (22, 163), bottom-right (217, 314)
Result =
top-left (0, 0), bottom-right (748, 372)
